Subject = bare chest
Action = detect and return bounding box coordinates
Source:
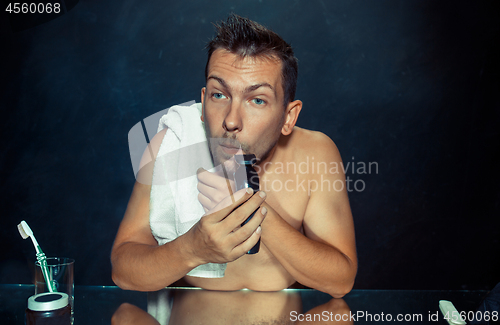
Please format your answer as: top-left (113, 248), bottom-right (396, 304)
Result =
top-left (260, 169), bottom-right (310, 230)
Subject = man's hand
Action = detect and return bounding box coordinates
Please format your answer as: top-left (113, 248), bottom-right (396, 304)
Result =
top-left (197, 159), bottom-right (238, 213)
top-left (186, 187), bottom-right (267, 265)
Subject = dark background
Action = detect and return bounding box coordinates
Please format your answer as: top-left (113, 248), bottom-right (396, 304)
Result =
top-left (1, 0), bottom-right (499, 290)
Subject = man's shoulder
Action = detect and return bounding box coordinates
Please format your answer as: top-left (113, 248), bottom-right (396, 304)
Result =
top-left (292, 126), bottom-right (334, 143)
top-left (289, 127), bottom-right (340, 160)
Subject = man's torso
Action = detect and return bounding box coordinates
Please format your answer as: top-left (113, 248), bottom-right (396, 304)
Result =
top-left (185, 126), bottom-right (317, 290)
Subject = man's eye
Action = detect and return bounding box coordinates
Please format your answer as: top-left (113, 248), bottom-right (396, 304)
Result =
top-left (252, 98), bottom-right (266, 105)
top-left (212, 93), bottom-right (226, 99)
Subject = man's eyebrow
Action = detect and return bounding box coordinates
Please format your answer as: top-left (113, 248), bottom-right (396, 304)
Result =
top-left (207, 75), bottom-right (229, 89)
top-left (245, 83), bottom-right (275, 97)
top-left (207, 75), bottom-right (276, 98)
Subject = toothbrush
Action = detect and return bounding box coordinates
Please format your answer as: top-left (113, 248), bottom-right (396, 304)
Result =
top-left (17, 220), bottom-right (57, 292)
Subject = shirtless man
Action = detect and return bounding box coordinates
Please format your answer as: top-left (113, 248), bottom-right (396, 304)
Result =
top-left (111, 14), bottom-right (357, 299)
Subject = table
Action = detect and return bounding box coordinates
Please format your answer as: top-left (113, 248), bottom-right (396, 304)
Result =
top-left (0, 284), bottom-right (490, 324)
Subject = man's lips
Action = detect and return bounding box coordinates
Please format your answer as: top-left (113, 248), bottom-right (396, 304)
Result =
top-left (220, 144), bottom-right (240, 149)
top-left (219, 142), bottom-right (243, 154)
top-left (219, 140), bottom-right (241, 150)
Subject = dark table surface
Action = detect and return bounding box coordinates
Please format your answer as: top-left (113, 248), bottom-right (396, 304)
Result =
top-left (0, 284), bottom-right (492, 324)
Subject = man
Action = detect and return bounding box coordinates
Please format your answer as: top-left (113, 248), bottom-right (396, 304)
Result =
top-left (111, 14), bottom-right (357, 299)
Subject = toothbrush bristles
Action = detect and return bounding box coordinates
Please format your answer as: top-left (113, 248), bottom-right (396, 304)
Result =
top-left (17, 223), bottom-right (29, 239)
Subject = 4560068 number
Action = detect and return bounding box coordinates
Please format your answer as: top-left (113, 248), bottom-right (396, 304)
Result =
top-left (5, 3), bottom-right (61, 14)
top-left (444, 310), bottom-right (499, 322)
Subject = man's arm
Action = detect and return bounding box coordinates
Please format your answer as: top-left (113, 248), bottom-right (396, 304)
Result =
top-left (260, 132), bottom-right (357, 298)
top-left (111, 129), bottom-right (266, 291)
top-left (111, 182), bottom-right (198, 291)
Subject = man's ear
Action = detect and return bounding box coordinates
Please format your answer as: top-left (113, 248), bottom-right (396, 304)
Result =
top-left (281, 100), bottom-right (302, 135)
top-left (200, 87), bottom-right (206, 122)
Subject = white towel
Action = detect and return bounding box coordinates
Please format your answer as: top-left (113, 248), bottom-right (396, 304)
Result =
top-left (149, 101), bottom-right (227, 278)
top-left (147, 289), bottom-right (173, 325)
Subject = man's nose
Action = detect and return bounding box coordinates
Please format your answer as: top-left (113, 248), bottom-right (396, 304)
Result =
top-left (223, 100), bottom-right (243, 132)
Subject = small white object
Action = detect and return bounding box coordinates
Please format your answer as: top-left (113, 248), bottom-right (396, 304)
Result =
top-left (439, 300), bottom-right (466, 325)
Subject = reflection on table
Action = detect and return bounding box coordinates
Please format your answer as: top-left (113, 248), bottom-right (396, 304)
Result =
top-left (113, 288), bottom-right (352, 325)
top-left (0, 284), bottom-right (490, 325)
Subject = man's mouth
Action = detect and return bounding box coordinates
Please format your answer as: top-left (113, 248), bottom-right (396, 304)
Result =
top-left (219, 141), bottom-right (242, 155)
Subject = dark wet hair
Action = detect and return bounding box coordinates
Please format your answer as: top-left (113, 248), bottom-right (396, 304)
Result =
top-left (205, 14), bottom-right (298, 107)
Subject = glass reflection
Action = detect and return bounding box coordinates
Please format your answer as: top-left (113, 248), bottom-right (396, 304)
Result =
top-left (112, 288), bottom-right (352, 325)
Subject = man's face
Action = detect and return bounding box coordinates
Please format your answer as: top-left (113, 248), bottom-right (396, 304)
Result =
top-left (201, 49), bottom-right (286, 167)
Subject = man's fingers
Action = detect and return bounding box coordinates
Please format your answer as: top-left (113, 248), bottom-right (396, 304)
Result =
top-left (198, 192), bottom-right (215, 212)
top-left (198, 167), bottom-right (235, 194)
top-left (197, 167), bottom-right (224, 185)
top-left (222, 191), bottom-right (267, 230)
top-left (197, 181), bottom-right (230, 203)
top-left (204, 188), bottom-right (254, 221)
top-left (227, 204), bottom-right (266, 247)
top-left (193, 187), bottom-right (263, 264)
top-left (231, 226), bottom-right (262, 257)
